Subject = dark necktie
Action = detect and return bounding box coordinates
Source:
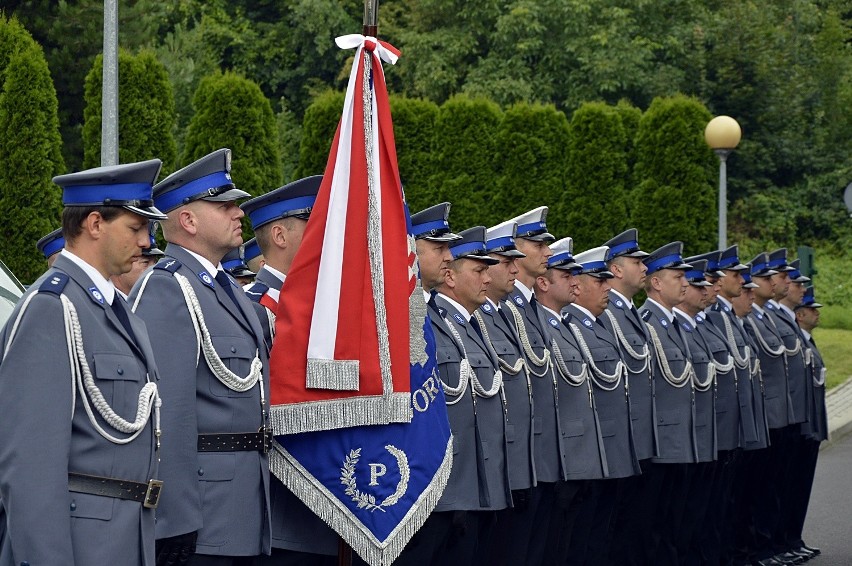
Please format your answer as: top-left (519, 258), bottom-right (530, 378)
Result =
top-left (110, 296), bottom-right (138, 344)
top-left (215, 271), bottom-right (241, 308)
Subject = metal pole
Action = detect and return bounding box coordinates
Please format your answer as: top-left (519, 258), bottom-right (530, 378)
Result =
top-left (102, 0), bottom-right (119, 166)
top-left (363, 0), bottom-right (379, 36)
top-left (715, 149), bottom-right (731, 249)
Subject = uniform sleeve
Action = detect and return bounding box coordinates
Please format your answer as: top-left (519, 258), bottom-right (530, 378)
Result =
top-left (130, 271), bottom-right (203, 538)
top-left (0, 293), bottom-right (75, 564)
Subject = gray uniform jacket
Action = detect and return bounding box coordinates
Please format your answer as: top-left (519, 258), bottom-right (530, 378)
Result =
top-left (476, 301), bottom-right (536, 490)
top-left (563, 304), bottom-right (639, 478)
top-left (430, 295), bottom-right (512, 512)
top-left (801, 336), bottom-right (828, 442)
top-left (765, 303), bottom-right (810, 425)
top-left (737, 315), bottom-right (771, 450)
top-left (130, 244), bottom-right (272, 557)
top-left (707, 303), bottom-right (758, 449)
top-left (601, 290), bottom-right (659, 461)
top-left (675, 313), bottom-right (717, 463)
top-left (639, 300), bottom-right (698, 464)
top-left (696, 313), bottom-right (739, 452)
top-left (540, 308), bottom-right (609, 480)
top-left (503, 285), bottom-right (564, 483)
top-left (744, 306), bottom-right (793, 430)
top-left (0, 255), bottom-right (160, 565)
top-left (242, 268), bottom-right (337, 555)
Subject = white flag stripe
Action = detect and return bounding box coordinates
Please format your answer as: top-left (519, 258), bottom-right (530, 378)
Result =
top-left (306, 46), bottom-right (362, 360)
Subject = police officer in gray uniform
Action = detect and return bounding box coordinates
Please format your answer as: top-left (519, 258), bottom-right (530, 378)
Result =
top-left (599, 229), bottom-right (658, 566)
top-left (535, 238), bottom-right (609, 566)
top-left (36, 227), bottom-right (65, 267)
top-left (788, 287), bottom-right (824, 563)
top-left (241, 176), bottom-right (322, 352)
top-left (0, 160), bottom-right (167, 566)
top-left (130, 149), bottom-right (272, 565)
top-left (240, 177), bottom-right (337, 566)
top-left (473, 220), bottom-right (536, 566)
top-left (672, 259), bottom-right (719, 563)
top-left (501, 207), bottom-right (563, 565)
top-left (410, 202), bottom-right (461, 299)
top-left (416, 226), bottom-right (510, 566)
top-left (563, 245), bottom-right (639, 566)
top-left (704, 245), bottom-right (758, 564)
top-left (638, 242), bottom-right (696, 566)
top-left (741, 253), bottom-right (791, 565)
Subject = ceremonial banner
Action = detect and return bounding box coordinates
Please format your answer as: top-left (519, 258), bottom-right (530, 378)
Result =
top-left (268, 33), bottom-right (453, 564)
top-left (269, 35), bottom-right (412, 433)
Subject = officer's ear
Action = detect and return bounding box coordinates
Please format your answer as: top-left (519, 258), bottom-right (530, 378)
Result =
top-left (649, 273), bottom-right (663, 292)
top-left (270, 223), bottom-right (287, 248)
top-left (176, 207), bottom-right (198, 235)
top-left (535, 275), bottom-right (549, 293)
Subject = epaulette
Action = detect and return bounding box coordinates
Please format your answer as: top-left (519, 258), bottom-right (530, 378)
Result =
top-left (245, 281), bottom-right (269, 303)
top-left (640, 309), bottom-right (653, 322)
top-left (153, 258), bottom-right (182, 273)
top-left (38, 272), bottom-right (69, 296)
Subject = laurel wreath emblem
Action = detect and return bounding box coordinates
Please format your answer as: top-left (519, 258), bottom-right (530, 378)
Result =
top-left (340, 446), bottom-right (410, 513)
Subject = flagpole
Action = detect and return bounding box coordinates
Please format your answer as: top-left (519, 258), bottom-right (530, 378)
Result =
top-left (363, 0), bottom-right (379, 36)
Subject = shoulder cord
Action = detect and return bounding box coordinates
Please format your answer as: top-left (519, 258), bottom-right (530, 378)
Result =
top-left (568, 322), bottom-right (624, 391)
top-left (503, 301), bottom-right (551, 375)
top-left (720, 312), bottom-right (751, 369)
top-left (804, 348), bottom-right (825, 386)
top-left (473, 311), bottom-right (526, 375)
top-left (693, 359), bottom-right (716, 392)
top-left (746, 316), bottom-right (785, 357)
top-left (700, 329), bottom-right (734, 375)
top-left (170, 272), bottom-right (264, 396)
top-left (549, 337), bottom-right (588, 386)
top-left (445, 318), bottom-right (504, 400)
top-left (645, 322), bottom-right (694, 388)
top-left (602, 310), bottom-right (651, 373)
top-left (4, 292), bottom-right (161, 445)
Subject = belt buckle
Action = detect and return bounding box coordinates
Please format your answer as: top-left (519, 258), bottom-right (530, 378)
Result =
top-left (259, 425), bottom-right (273, 454)
top-left (144, 479), bottom-right (164, 509)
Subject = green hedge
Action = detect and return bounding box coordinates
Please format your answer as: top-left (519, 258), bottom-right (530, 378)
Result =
top-left (82, 49), bottom-right (177, 175)
top-left (0, 16), bottom-right (64, 284)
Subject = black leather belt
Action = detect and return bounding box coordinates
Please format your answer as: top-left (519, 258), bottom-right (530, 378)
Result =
top-left (197, 428), bottom-right (273, 453)
top-left (68, 472), bottom-right (163, 509)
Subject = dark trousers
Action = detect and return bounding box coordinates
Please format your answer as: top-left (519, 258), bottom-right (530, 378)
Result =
top-left (650, 463), bottom-right (691, 566)
top-left (677, 460), bottom-right (716, 565)
top-left (190, 555), bottom-right (256, 566)
top-left (565, 479), bottom-right (618, 566)
top-left (732, 447), bottom-right (770, 564)
top-left (255, 548), bottom-right (337, 566)
top-left (753, 426), bottom-right (794, 559)
top-left (704, 449), bottom-right (742, 566)
top-left (542, 480), bottom-right (588, 566)
top-left (487, 487), bottom-right (538, 566)
top-left (392, 511), bottom-right (455, 566)
top-left (606, 459), bottom-right (660, 566)
top-left (780, 434), bottom-right (821, 551)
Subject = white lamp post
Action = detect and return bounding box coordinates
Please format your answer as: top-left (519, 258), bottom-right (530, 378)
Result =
top-left (705, 116), bottom-right (742, 249)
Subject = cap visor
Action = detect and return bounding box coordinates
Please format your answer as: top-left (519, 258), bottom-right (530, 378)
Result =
top-left (551, 261), bottom-right (581, 271)
top-left (689, 281), bottom-right (713, 287)
top-left (743, 282), bottom-right (759, 288)
top-left (523, 231), bottom-right (555, 243)
top-left (462, 254), bottom-right (500, 266)
top-left (422, 232), bottom-right (462, 242)
top-left (229, 268), bottom-right (256, 277)
top-left (671, 261), bottom-right (693, 270)
top-left (623, 250), bottom-right (650, 258)
top-left (142, 247), bottom-right (164, 257)
top-left (124, 204), bottom-right (168, 220)
top-left (725, 263), bottom-right (749, 272)
top-left (587, 270), bottom-right (615, 279)
top-left (812, 302), bottom-right (824, 308)
top-left (202, 188), bottom-right (252, 202)
top-left (493, 249), bottom-right (526, 258)
top-left (792, 275), bottom-right (811, 283)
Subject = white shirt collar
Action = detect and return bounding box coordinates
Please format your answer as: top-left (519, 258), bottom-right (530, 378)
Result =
top-left (717, 295), bottom-right (733, 311)
top-left (514, 280), bottom-right (534, 302)
top-left (801, 328), bottom-right (812, 342)
top-left (696, 310), bottom-right (707, 321)
top-left (423, 289), bottom-right (431, 303)
top-left (60, 249), bottom-right (116, 305)
top-left (645, 297), bottom-right (674, 323)
top-left (610, 288), bottom-right (634, 308)
top-left (752, 302), bottom-right (766, 315)
top-left (180, 246), bottom-right (221, 275)
top-left (673, 307), bottom-right (696, 328)
top-left (768, 299), bottom-right (780, 309)
top-left (571, 303), bottom-right (596, 321)
top-left (486, 297), bottom-right (500, 310)
top-left (779, 303), bottom-right (796, 321)
top-left (541, 304), bottom-right (560, 320)
top-left (264, 264), bottom-right (287, 283)
top-left (437, 293), bottom-right (473, 321)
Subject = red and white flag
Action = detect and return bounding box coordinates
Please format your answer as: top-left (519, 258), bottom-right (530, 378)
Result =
top-left (269, 35), bottom-right (414, 434)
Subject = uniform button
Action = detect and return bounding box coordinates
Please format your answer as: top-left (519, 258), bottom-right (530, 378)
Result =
top-left (230, 346), bottom-right (237, 353)
top-left (117, 367), bottom-right (124, 375)
top-left (70, 502), bottom-right (76, 511)
top-left (198, 468), bottom-right (204, 476)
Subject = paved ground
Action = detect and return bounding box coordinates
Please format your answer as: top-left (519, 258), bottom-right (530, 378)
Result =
top-left (799, 378), bottom-right (852, 565)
